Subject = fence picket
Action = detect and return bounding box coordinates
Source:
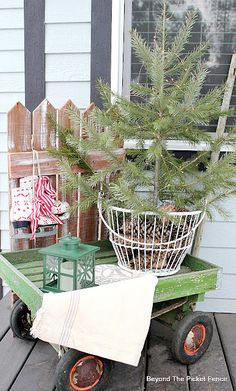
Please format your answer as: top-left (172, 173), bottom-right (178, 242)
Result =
top-left (79, 104), bottom-right (98, 242)
top-left (32, 100), bottom-right (57, 248)
top-left (8, 103), bottom-right (32, 251)
top-left (58, 100), bottom-right (80, 238)
top-left (7, 99), bottom-right (122, 249)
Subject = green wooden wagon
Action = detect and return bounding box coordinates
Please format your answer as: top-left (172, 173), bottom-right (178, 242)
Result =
top-left (0, 240), bottom-right (221, 391)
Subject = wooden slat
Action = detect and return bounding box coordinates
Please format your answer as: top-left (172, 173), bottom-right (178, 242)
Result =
top-left (0, 330), bottom-right (35, 391)
top-left (0, 278), bottom-right (2, 299)
top-left (79, 204), bottom-right (98, 242)
top-left (8, 102), bottom-right (32, 251)
top-left (79, 104), bottom-right (98, 242)
top-left (8, 103), bottom-right (31, 153)
top-left (10, 340), bottom-right (58, 391)
top-left (107, 346), bottom-right (146, 391)
top-left (0, 254), bottom-right (44, 315)
top-left (16, 260), bottom-right (43, 270)
top-left (188, 314), bottom-right (233, 391)
top-left (33, 100), bottom-right (57, 248)
top-left (0, 293), bottom-right (11, 340)
top-left (32, 99), bottom-right (56, 151)
top-left (86, 149), bottom-right (125, 170)
top-left (146, 320), bottom-right (188, 391)
top-left (9, 151), bottom-right (62, 178)
top-left (9, 150), bottom-right (85, 178)
top-left (215, 313), bottom-right (236, 390)
top-left (58, 99), bottom-right (80, 136)
top-left (58, 100), bottom-right (80, 238)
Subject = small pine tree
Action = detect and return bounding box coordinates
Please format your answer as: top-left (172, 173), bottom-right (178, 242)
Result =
top-left (53, 1), bottom-right (236, 219)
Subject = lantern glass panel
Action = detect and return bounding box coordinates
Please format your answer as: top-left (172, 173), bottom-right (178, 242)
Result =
top-left (60, 259), bottom-right (74, 291)
top-left (44, 255), bottom-right (61, 291)
top-left (46, 255), bottom-right (59, 273)
top-left (77, 253), bottom-right (95, 289)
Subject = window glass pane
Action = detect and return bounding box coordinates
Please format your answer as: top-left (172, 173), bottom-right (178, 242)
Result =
top-left (131, 0), bottom-right (236, 132)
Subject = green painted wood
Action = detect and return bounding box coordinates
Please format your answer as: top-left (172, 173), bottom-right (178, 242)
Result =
top-left (153, 268), bottom-right (218, 303)
top-left (0, 254), bottom-right (43, 315)
top-left (96, 250), bottom-right (117, 259)
top-left (0, 241), bottom-right (220, 313)
top-left (17, 260), bottom-right (43, 270)
top-left (2, 249), bottom-right (42, 265)
top-left (96, 256), bottom-right (118, 265)
top-left (21, 267), bottom-right (43, 276)
top-left (184, 254), bottom-right (218, 271)
top-left (27, 274), bottom-right (43, 283)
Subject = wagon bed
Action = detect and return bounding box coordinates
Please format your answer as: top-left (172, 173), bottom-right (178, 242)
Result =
top-left (0, 240), bottom-right (220, 316)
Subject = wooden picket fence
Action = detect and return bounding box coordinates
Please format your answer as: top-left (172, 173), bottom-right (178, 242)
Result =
top-left (7, 99), bottom-right (102, 251)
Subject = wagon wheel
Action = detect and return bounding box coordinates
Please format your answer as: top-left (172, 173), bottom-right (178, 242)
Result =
top-left (55, 349), bottom-right (112, 391)
top-left (171, 311), bottom-right (213, 364)
top-left (10, 299), bottom-right (35, 341)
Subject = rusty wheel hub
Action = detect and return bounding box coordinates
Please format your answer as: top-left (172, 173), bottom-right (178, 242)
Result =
top-left (70, 355), bottom-right (104, 390)
top-left (184, 323), bottom-right (206, 355)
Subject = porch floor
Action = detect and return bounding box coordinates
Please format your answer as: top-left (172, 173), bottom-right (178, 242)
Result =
top-left (0, 294), bottom-right (235, 391)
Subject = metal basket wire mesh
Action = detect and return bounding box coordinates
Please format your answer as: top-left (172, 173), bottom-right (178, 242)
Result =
top-left (98, 195), bottom-right (205, 276)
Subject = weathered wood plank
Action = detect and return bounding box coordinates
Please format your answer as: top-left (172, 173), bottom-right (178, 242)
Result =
top-left (0, 254), bottom-right (43, 315)
top-left (8, 103), bottom-right (32, 156)
top-left (86, 149), bottom-right (125, 170)
top-left (0, 278), bottom-right (2, 299)
top-left (146, 320), bottom-right (189, 390)
top-left (8, 150), bottom-right (84, 179)
top-left (10, 340), bottom-right (58, 391)
top-left (154, 268), bottom-right (218, 303)
top-left (0, 293), bottom-right (11, 340)
top-left (33, 100), bottom-right (57, 248)
top-left (8, 102), bottom-right (32, 251)
top-left (9, 151), bottom-right (63, 178)
top-left (79, 104), bottom-right (98, 242)
top-left (0, 330), bottom-right (35, 391)
top-left (58, 100), bottom-right (80, 238)
top-left (108, 347), bottom-right (146, 391)
top-left (16, 260), bottom-right (43, 270)
top-left (32, 100), bottom-right (56, 151)
top-left (9, 147), bottom-right (124, 178)
top-left (188, 314), bottom-right (233, 391)
top-left (215, 313), bottom-right (236, 390)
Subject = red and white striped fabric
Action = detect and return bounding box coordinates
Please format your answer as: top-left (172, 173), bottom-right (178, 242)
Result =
top-left (28, 176), bottom-right (64, 240)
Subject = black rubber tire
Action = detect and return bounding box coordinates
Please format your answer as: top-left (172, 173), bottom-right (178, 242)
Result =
top-left (10, 299), bottom-right (35, 341)
top-left (55, 349), bottom-right (112, 391)
top-left (171, 311), bottom-right (213, 365)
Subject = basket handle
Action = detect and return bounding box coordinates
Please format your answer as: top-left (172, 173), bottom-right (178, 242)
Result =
top-left (97, 192), bottom-right (206, 247)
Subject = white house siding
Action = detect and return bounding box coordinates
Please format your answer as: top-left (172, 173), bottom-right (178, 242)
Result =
top-left (45, 0), bottom-right (91, 109)
top-left (0, 0), bottom-right (25, 250)
top-left (0, 0), bottom-right (25, 296)
top-left (196, 198), bottom-right (236, 313)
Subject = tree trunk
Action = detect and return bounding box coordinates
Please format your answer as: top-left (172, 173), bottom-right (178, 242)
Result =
top-left (153, 157), bottom-right (160, 206)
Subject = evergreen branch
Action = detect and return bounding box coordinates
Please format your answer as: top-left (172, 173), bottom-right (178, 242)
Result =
top-left (130, 30), bottom-right (154, 76)
top-left (166, 10), bottom-right (197, 65)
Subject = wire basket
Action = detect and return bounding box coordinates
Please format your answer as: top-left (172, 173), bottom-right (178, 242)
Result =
top-left (98, 195), bottom-right (205, 276)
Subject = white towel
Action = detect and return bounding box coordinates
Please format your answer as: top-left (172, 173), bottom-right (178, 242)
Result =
top-left (31, 271), bottom-right (157, 366)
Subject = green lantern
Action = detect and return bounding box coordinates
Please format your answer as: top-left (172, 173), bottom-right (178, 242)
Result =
top-left (39, 234), bottom-right (99, 292)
